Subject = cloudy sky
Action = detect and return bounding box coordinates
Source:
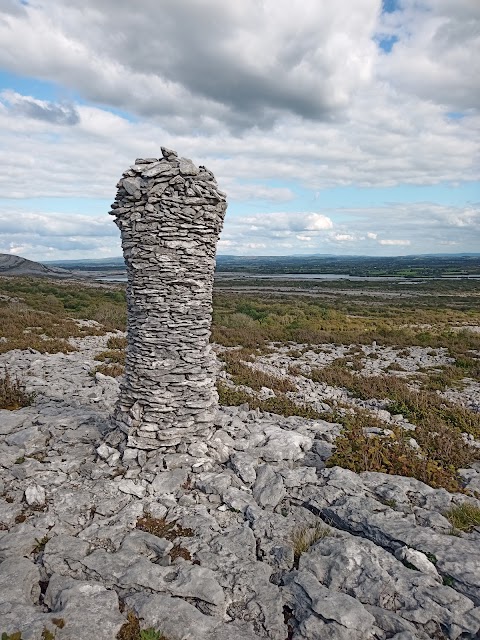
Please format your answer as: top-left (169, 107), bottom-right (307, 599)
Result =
top-left (0, 0), bottom-right (478, 260)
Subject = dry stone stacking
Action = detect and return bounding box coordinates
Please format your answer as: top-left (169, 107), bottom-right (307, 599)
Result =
top-left (109, 147), bottom-right (227, 450)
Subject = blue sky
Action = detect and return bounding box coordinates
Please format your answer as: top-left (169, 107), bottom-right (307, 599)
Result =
top-left (0, 0), bottom-right (478, 260)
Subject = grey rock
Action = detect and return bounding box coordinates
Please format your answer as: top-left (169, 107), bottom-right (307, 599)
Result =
top-left (0, 556), bottom-right (41, 605)
top-left (230, 451), bottom-right (258, 485)
top-left (122, 177), bottom-right (141, 195)
top-left (121, 558), bottom-right (225, 606)
top-left (394, 546), bottom-right (441, 580)
top-left (117, 479), bottom-right (146, 498)
top-left (43, 535), bottom-right (91, 579)
top-left (6, 425), bottom-right (47, 455)
top-left (0, 529), bottom-right (49, 562)
top-left (298, 534), bottom-right (480, 638)
top-left (25, 484), bottom-right (46, 507)
top-left (253, 465), bottom-right (286, 509)
top-left (260, 426), bottom-right (312, 462)
top-left (305, 467), bottom-right (480, 605)
top-left (195, 471), bottom-right (232, 495)
top-left (120, 530), bottom-right (172, 561)
top-left (0, 409), bottom-right (28, 435)
top-left (111, 150), bottom-right (227, 449)
top-left (285, 569), bottom-right (377, 639)
top-left (149, 468), bottom-right (189, 495)
top-left (179, 157), bottom-right (200, 176)
top-left (126, 592), bottom-right (219, 639)
top-left (222, 487), bottom-right (255, 513)
top-left (44, 573), bottom-right (124, 640)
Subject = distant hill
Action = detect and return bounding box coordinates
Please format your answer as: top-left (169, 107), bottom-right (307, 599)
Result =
top-left (0, 253), bottom-right (72, 277)
top-left (35, 253), bottom-right (480, 278)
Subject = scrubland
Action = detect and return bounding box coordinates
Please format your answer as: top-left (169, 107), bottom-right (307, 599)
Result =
top-left (1, 275), bottom-right (479, 493)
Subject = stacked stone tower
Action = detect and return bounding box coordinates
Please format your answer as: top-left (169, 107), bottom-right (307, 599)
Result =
top-left (110, 147), bottom-right (227, 451)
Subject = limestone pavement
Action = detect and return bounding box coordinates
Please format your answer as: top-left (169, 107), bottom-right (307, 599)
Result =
top-left (1, 336), bottom-right (480, 639)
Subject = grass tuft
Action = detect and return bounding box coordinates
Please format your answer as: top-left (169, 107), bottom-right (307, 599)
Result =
top-left (444, 503), bottom-right (480, 532)
top-left (106, 335), bottom-right (128, 350)
top-left (291, 524), bottom-right (331, 564)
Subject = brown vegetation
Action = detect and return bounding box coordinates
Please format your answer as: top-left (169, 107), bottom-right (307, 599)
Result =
top-left (0, 277), bottom-right (126, 354)
top-left (219, 348), bottom-right (296, 393)
top-left (136, 515), bottom-right (193, 541)
top-left (217, 382), bottom-right (323, 420)
top-left (0, 368), bottom-right (34, 410)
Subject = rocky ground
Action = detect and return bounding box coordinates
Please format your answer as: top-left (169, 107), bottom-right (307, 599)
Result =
top-left (1, 334), bottom-right (480, 640)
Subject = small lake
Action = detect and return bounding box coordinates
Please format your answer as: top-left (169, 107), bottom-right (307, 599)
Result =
top-left (95, 271), bottom-right (480, 283)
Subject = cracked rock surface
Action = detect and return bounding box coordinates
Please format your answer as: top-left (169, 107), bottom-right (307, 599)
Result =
top-left (1, 338), bottom-right (480, 639)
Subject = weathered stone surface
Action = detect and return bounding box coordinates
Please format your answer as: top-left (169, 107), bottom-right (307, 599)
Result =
top-left (44, 574), bottom-right (125, 640)
top-left (298, 533), bottom-right (480, 638)
top-left (117, 479), bottom-right (146, 498)
top-left (230, 451), bottom-right (258, 485)
top-left (252, 464), bottom-right (286, 509)
top-left (149, 468), bottom-right (188, 495)
top-left (0, 557), bottom-right (41, 605)
top-left (25, 483), bottom-right (46, 507)
top-left (284, 569), bottom-right (377, 639)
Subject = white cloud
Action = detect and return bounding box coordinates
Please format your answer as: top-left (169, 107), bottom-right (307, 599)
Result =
top-left (379, 0), bottom-right (480, 111)
top-left (378, 239), bottom-right (411, 246)
top-left (241, 212), bottom-right (333, 233)
top-left (0, 1), bottom-right (478, 260)
top-left (0, 0), bottom-right (380, 128)
top-left (333, 234), bottom-right (356, 242)
top-left (219, 203), bottom-right (480, 255)
top-left (0, 208), bottom-right (120, 261)
top-left (1, 90), bottom-right (79, 125)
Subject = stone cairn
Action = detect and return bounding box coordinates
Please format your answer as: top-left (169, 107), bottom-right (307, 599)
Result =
top-left (109, 147), bottom-right (227, 453)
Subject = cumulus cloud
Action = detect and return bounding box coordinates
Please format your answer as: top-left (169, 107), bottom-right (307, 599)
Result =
top-left (333, 234), bottom-right (356, 241)
top-left (0, 0), bottom-right (380, 129)
top-left (379, 0), bottom-right (480, 111)
top-left (0, 210), bottom-right (116, 237)
top-left (219, 202), bottom-right (480, 255)
top-left (0, 1), bottom-right (478, 260)
top-left (0, 209), bottom-right (120, 261)
top-left (2, 90), bottom-right (79, 125)
top-left (378, 239), bottom-right (411, 246)
top-left (241, 212), bottom-right (333, 233)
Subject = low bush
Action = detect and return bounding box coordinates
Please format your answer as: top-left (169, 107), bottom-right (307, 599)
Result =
top-left (106, 335), bottom-right (128, 350)
top-left (217, 381), bottom-right (323, 419)
top-left (91, 363), bottom-right (124, 378)
top-left (0, 368), bottom-right (34, 410)
top-left (327, 410), bottom-right (470, 492)
top-left (136, 515), bottom-right (193, 541)
top-left (94, 349), bottom-right (126, 365)
top-left (219, 349), bottom-right (296, 393)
